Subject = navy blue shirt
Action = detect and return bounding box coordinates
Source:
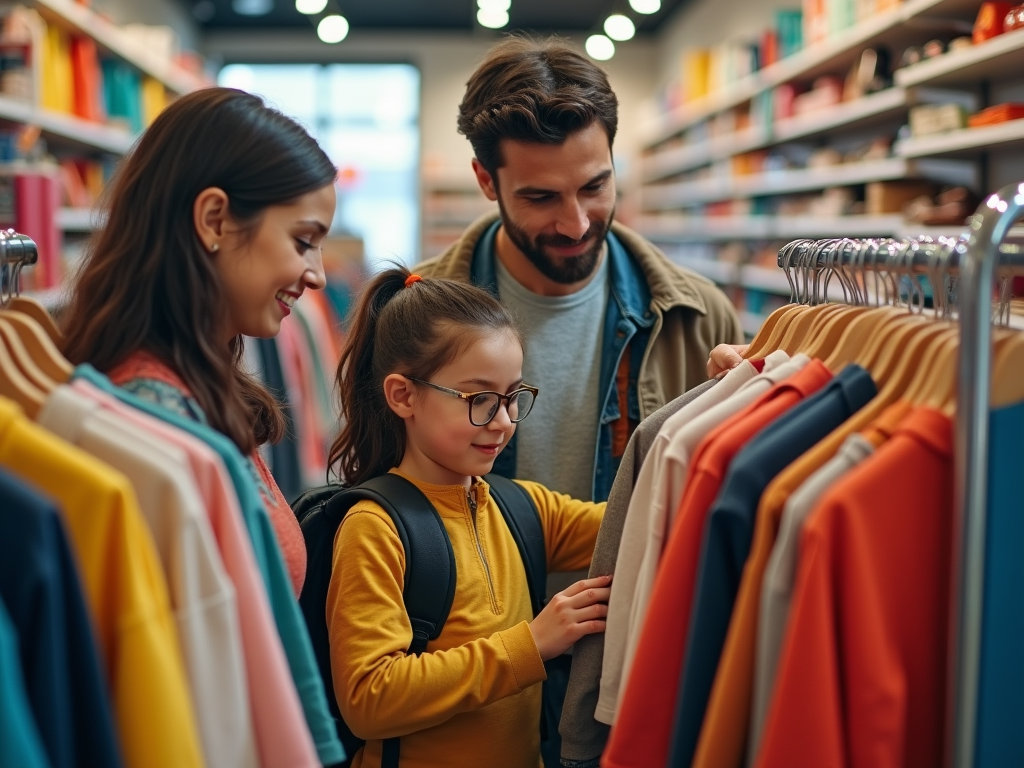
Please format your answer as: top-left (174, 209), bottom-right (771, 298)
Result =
top-left (668, 364), bottom-right (877, 767)
top-left (0, 467), bottom-right (123, 768)
top-left (975, 400), bottom-right (1024, 765)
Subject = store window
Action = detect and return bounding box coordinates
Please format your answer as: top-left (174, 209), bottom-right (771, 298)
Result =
top-left (218, 63), bottom-right (420, 269)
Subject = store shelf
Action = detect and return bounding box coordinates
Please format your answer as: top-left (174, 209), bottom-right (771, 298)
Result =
top-left (644, 158), bottom-right (914, 209)
top-left (641, 213), bottom-right (906, 242)
top-left (33, 0), bottom-right (205, 95)
top-left (645, 0), bottom-right (977, 146)
top-left (895, 29), bottom-right (1024, 88)
top-left (671, 253), bottom-right (739, 284)
top-left (741, 263), bottom-right (792, 294)
top-left (642, 89), bottom-right (911, 182)
top-left (56, 207), bottom-right (104, 231)
top-left (0, 94), bottom-right (133, 154)
top-left (773, 87), bottom-right (910, 143)
top-left (639, 214), bottom-right (774, 241)
top-left (896, 119), bottom-right (1024, 158)
top-left (740, 310), bottom-right (768, 336)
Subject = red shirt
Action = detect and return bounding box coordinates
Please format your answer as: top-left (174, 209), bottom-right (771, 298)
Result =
top-left (108, 350), bottom-right (307, 595)
top-left (754, 407), bottom-right (953, 768)
top-left (603, 360), bottom-right (833, 768)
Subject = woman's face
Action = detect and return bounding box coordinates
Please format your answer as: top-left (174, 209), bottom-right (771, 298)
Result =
top-left (214, 184), bottom-right (336, 341)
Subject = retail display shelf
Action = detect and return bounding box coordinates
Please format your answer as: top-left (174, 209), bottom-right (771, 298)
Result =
top-left (895, 28), bottom-right (1024, 88)
top-left (644, 158), bottom-right (912, 209)
top-left (56, 207), bottom-right (104, 231)
top-left (639, 214), bottom-right (774, 241)
top-left (644, 0), bottom-right (976, 146)
top-left (640, 213), bottom-right (907, 241)
top-left (740, 264), bottom-right (792, 294)
top-left (0, 95), bottom-right (134, 154)
top-left (670, 253), bottom-right (739, 284)
top-left (740, 310), bottom-right (768, 336)
top-left (895, 119), bottom-right (1024, 158)
top-left (33, 0), bottom-right (205, 94)
top-left (642, 89), bottom-right (910, 182)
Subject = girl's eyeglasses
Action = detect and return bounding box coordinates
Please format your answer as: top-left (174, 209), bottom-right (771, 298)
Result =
top-left (407, 378), bottom-right (539, 426)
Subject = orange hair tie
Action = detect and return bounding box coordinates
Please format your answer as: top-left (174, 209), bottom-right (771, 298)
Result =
top-left (404, 274), bottom-right (423, 287)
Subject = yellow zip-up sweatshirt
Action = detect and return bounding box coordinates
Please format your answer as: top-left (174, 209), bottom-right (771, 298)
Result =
top-left (327, 470), bottom-right (605, 768)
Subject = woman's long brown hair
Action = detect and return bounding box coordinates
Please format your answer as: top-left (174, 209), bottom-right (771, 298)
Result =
top-left (62, 87), bottom-right (336, 453)
top-left (329, 267), bottom-right (522, 486)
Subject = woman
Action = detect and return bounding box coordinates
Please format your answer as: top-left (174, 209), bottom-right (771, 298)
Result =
top-left (62, 86), bottom-right (337, 595)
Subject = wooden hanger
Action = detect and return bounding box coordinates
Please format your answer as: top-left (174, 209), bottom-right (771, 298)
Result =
top-left (0, 326), bottom-right (45, 418)
top-left (0, 318), bottom-right (54, 393)
top-left (8, 295), bottom-right (62, 345)
top-left (0, 310), bottom-right (72, 382)
top-left (989, 329), bottom-right (1024, 408)
top-left (745, 304), bottom-right (805, 359)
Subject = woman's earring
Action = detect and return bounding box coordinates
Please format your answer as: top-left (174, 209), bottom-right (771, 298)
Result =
top-left (209, 243), bottom-right (220, 253)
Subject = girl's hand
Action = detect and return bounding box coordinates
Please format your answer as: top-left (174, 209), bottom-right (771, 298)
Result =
top-left (707, 344), bottom-right (749, 378)
top-left (529, 575), bottom-right (612, 661)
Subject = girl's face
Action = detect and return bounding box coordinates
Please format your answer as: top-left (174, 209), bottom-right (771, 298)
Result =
top-left (214, 184), bottom-right (336, 342)
top-left (396, 329), bottom-right (526, 488)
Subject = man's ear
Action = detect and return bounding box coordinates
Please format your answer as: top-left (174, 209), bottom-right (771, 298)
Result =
top-left (193, 187), bottom-right (231, 254)
top-left (471, 158), bottom-right (499, 202)
top-left (383, 374), bottom-right (417, 420)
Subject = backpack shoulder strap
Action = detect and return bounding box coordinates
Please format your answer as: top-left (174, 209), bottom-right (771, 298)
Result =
top-left (329, 474), bottom-right (457, 655)
top-left (485, 474), bottom-right (547, 616)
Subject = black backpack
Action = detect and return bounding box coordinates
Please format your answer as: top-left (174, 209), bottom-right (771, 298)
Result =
top-left (293, 473), bottom-right (548, 768)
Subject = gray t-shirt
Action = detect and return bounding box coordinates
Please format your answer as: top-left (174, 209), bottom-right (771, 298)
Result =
top-left (495, 252), bottom-right (609, 503)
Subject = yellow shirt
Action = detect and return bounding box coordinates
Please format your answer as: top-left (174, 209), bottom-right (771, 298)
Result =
top-left (0, 398), bottom-right (204, 768)
top-left (328, 471), bottom-right (605, 768)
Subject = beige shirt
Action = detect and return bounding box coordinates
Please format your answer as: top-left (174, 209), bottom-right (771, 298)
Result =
top-left (749, 433), bottom-right (875, 765)
top-left (596, 352), bottom-right (811, 725)
top-left (39, 385), bottom-right (256, 768)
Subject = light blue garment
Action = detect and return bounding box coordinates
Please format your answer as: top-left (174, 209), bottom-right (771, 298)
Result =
top-left (975, 400), bottom-right (1024, 766)
top-left (0, 596), bottom-right (50, 768)
top-left (72, 364), bottom-right (345, 767)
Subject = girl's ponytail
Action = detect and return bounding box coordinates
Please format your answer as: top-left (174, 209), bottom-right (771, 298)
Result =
top-left (329, 264), bottom-right (522, 486)
top-left (329, 268), bottom-right (409, 485)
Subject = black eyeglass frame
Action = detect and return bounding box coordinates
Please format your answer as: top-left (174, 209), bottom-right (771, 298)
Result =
top-left (406, 377), bottom-right (540, 426)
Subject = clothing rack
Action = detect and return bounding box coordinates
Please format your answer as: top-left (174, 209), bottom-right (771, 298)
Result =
top-left (0, 228), bottom-right (39, 305)
top-left (774, 182), bottom-right (1024, 768)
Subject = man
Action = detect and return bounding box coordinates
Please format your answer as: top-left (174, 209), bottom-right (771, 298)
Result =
top-left (418, 36), bottom-right (743, 505)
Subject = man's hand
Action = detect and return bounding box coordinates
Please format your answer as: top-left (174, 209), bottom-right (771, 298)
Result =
top-left (707, 344), bottom-right (749, 378)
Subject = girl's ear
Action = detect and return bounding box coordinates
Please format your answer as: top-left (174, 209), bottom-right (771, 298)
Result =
top-left (193, 187), bottom-right (230, 254)
top-left (383, 374), bottom-right (417, 420)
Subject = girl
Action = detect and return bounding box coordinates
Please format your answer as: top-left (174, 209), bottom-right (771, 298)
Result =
top-left (327, 267), bottom-right (611, 768)
top-left (61, 87), bottom-right (337, 595)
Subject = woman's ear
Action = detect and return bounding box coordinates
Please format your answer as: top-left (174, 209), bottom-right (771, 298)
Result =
top-left (383, 374), bottom-right (417, 420)
top-left (193, 187), bottom-right (231, 254)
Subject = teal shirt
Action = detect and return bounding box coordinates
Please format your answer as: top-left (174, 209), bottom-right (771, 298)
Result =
top-left (72, 364), bottom-right (346, 767)
top-left (0, 596), bottom-right (50, 768)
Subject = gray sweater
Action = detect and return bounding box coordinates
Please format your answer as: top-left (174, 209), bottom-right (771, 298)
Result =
top-left (558, 378), bottom-right (718, 766)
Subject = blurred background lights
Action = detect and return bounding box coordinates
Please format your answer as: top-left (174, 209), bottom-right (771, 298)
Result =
top-left (477, 7), bottom-right (509, 27)
top-left (604, 14), bottom-right (635, 40)
top-left (629, 0), bottom-right (661, 13)
top-left (317, 14), bottom-right (349, 42)
top-left (585, 33), bottom-right (615, 60)
top-left (296, 0), bottom-right (328, 14)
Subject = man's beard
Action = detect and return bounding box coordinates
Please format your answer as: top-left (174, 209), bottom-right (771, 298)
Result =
top-left (498, 200), bottom-right (614, 285)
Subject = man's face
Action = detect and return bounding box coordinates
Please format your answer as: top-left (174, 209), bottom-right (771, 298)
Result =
top-left (476, 122), bottom-right (616, 285)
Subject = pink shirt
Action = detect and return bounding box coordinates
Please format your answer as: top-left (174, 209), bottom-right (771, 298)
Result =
top-left (72, 380), bottom-right (321, 768)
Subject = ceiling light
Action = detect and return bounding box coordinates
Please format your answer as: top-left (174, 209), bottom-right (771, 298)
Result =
top-left (296, 0), bottom-right (327, 14)
top-left (628, 0), bottom-right (661, 13)
top-left (477, 0), bottom-right (511, 10)
top-left (317, 14), bottom-right (349, 43)
top-left (604, 14), bottom-right (635, 41)
top-left (232, 0), bottom-right (272, 15)
top-left (585, 34), bottom-right (615, 60)
top-left (477, 7), bottom-right (509, 28)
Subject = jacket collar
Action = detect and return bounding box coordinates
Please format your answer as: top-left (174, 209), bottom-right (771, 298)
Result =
top-left (433, 211), bottom-right (710, 317)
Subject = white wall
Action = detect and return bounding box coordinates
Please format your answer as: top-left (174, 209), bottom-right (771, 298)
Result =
top-left (203, 30), bottom-right (659, 185)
